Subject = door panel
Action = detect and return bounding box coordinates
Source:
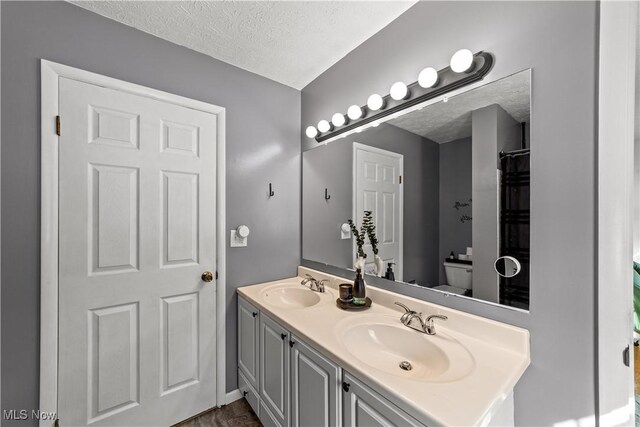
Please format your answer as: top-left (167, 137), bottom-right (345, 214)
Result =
top-left (89, 105), bottom-right (139, 149)
top-left (88, 303), bottom-right (139, 423)
top-left (89, 164), bottom-right (139, 274)
top-left (58, 77), bottom-right (218, 426)
top-left (160, 293), bottom-right (199, 394)
top-left (290, 336), bottom-right (340, 427)
top-left (162, 171), bottom-right (199, 267)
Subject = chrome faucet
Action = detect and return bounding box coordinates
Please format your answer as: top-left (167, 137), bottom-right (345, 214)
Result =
top-left (394, 302), bottom-right (448, 335)
top-left (300, 274), bottom-right (328, 293)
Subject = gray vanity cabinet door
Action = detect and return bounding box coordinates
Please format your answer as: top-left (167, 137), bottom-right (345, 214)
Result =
top-left (238, 297), bottom-right (260, 390)
top-left (260, 314), bottom-right (290, 427)
top-left (290, 335), bottom-right (340, 427)
top-left (342, 372), bottom-right (424, 427)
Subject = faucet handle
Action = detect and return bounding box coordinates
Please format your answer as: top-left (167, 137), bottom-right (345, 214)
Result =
top-left (425, 314), bottom-right (448, 335)
top-left (301, 273), bottom-right (314, 285)
top-left (394, 302), bottom-right (412, 313)
top-left (394, 302), bottom-right (416, 326)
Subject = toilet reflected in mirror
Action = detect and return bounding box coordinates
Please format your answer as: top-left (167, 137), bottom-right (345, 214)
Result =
top-left (433, 259), bottom-right (473, 296)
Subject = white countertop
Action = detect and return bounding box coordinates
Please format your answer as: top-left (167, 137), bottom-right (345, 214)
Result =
top-left (237, 266), bottom-right (530, 426)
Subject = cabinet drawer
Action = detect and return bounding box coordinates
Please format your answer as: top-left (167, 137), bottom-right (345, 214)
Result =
top-left (238, 369), bottom-right (260, 418)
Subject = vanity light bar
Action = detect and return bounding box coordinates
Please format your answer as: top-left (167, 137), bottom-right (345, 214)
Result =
top-left (310, 51), bottom-right (494, 143)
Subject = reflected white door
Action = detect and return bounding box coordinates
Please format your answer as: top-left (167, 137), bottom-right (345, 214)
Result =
top-left (354, 143), bottom-right (403, 280)
top-left (57, 77), bottom-right (217, 426)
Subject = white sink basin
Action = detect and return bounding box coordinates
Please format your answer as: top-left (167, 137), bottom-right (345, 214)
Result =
top-left (259, 283), bottom-right (325, 309)
top-left (339, 315), bottom-right (475, 383)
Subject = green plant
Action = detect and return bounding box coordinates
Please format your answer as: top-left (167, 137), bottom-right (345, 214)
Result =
top-left (363, 210), bottom-right (379, 255)
top-left (347, 219), bottom-right (367, 259)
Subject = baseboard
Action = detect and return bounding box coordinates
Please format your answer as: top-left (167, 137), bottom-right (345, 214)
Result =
top-left (226, 389), bottom-right (242, 404)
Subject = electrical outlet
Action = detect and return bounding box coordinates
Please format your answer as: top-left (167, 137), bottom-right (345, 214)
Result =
top-left (340, 223), bottom-right (351, 239)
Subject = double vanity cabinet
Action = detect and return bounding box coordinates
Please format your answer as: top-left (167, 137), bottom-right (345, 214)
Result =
top-left (238, 296), bottom-right (424, 427)
top-left (237, 268), bottom-right (530, 427)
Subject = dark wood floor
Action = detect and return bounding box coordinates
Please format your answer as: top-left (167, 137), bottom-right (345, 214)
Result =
top-left (174, 398), bottom-right (262, 427)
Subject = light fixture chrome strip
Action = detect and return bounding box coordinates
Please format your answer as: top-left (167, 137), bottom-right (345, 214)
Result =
top-left (313, 51), bottom-right (494, 143)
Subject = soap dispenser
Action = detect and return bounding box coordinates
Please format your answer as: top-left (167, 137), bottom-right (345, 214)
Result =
top-left (353, 268), bottom-right (366, 305)
top-left (384, 262), bottom-right (396, 281)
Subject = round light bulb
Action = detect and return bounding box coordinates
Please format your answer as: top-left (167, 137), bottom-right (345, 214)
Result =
top-left (331, 113), bottom-right (346, 127)
top-left (305, 125), bottom-right (318, 138)
top-left (317, 120), bottom-right (332, 133)
top-left (347, 105), bottom-right (364, 120)
top-left (390, 82), bottom-right (409, 101)
top-left (367, 94), bottom-right (385, 111)
top-left (450, 49), bottom-right (474, 73)
top-left (418, 67), bottom-right (439, 88)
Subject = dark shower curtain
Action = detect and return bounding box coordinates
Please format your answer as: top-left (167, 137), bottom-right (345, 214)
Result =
top-left (499, 152), bottom-right (530, 309)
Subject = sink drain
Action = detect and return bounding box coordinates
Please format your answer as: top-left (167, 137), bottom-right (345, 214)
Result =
top-left (399, 361), bottom-right (413, 371)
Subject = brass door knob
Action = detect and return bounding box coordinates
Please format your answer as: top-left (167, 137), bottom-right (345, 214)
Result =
top-left (201, 271), bottom-right (214, 283)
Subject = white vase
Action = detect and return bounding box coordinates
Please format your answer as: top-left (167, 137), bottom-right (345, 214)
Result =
top-left (353, 256), bottom-right (366, 271)
top-left (374, 254), bottom-right (384, 277)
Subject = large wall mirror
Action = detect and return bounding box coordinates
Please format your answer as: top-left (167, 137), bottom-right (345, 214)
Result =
top-left (302, 69), bottom-right (531, 310)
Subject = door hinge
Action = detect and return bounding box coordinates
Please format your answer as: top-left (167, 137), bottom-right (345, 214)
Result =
top-left (399, 175), bottom-right (402, 184)
top-left (215, 271), bottom-right (218, 280)
top-left (623, 344), bottom-right (630, 367)
top-left (55, 116), bottom-right (61, 136)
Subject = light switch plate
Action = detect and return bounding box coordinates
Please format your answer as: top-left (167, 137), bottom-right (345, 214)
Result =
top-left (230, 230), bottom-right (247, 247)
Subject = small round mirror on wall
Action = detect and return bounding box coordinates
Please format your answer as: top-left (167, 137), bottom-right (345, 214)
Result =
top-left (494, 256), bottom-right (522, 278)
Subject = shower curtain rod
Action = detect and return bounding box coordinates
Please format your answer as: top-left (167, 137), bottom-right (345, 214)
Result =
top-left (499, 148), bottom-right (530, 158)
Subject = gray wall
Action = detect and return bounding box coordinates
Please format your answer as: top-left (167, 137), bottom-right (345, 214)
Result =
top-left (1, 1), bottom-right (301, 421)
top-left (302, 141), bottom-right (353, 268)
top-left (303, 123), bottom-right (440, 286)
top-left (438, 137), bottom-right (472, 285)
top-left (301, 2), bottom-right (599, 425)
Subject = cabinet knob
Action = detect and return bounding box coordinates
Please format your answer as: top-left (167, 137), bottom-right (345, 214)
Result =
top-left (342, 382), bottom-right (350, 392)
top-left (243, 390), bottom-right (248, 397)
top-left (252, 312), bottom-right (258, 318)
top-left (281, 333), bottom-right (287, 340)
top-left (289, 340), bottom-right (295, 348)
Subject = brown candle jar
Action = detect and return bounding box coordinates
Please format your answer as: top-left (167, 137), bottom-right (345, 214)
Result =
top-left (339, 284), bottom-right (353, 302)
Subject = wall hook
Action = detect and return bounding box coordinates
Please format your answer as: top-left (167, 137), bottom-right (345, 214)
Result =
top-left (268, 183), bottom-right (275, 197)
top-left (324, 188), bottom-right (331, 200)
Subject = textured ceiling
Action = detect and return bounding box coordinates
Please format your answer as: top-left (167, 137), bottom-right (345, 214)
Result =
top-left (389, 70), bottom-right (531, 143)
top-left (69, 0), bottom-right (417, 89)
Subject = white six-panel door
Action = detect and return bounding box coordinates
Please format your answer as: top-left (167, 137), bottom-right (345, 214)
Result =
top-left (57, 77), bottom-right (217, 426)
top-left (354, 144), bottom-right (403, 280)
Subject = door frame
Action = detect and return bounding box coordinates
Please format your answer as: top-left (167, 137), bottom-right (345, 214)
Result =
top-left (596, 1), bottom-right (638, 425)
top-left (39, 59), bottom-right (227, 425)
top-left (352, 142), bottom-right (404, 280)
